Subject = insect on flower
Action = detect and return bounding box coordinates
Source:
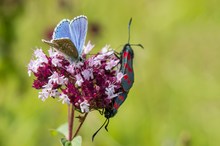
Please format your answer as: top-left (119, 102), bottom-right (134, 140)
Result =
top-left (104, 18), bottom-right (143, 119)
top-left (42, 15), bottom-right (88, 62)
top-left (92, 18), bottom-right (144, 141)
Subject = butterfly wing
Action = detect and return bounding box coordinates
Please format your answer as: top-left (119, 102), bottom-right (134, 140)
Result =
top-left (52, 39), bottom-right (78, 58)
top-left (42, 39), bottom-right (78, 59)
top-left (69, 15), bottom-right (88, 57)
top-left (42, 19), bottom-right (79, 60)
top-left (42, 39), bottom-right (59, 48)
top-left (53, 19), bottom-right (71, 39)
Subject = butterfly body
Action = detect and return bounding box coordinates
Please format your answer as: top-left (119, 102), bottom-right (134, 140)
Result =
top-left (42, 15), bottom-right (88, 61)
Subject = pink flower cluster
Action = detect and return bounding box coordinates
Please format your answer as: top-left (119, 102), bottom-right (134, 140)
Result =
top-left (28, 41), bottom-right (123, 113)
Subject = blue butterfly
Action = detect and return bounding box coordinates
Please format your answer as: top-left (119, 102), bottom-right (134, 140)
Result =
top-left (42, 15), bottom-right (88, 61)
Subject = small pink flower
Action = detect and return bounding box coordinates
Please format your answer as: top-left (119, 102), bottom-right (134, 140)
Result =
top-left (48, 72), bottom-right (68, 85)
top-left (75, 74), bottom-right (84, 87)
top-left (82, 69), bottom-right (93, 80)
top-left (34, 48), bottom-right (48, 64)
top-left (105, 84), bottom-right (118, 99)
top-left (101, 45), bottom-right (110, 53)
top-left (48, 49), bottom-right (62, 67)
top-left (105, 60), bottom-right (119, 70)
top-left (101, 45), bottom-right (114, 56)
top-left (66, 64), bottom-right (75, 74)
top-left (80, 100), bottom-right (90, 113)
top-left (59, 93), bottom-right (70, 104)
top-left (83, 41), bottom-right (94, 54)
top-left (75, 62), bottom-right (84, 69)
top-left (89, 56), bottom-right (101, 67)
top-left (27, 60), bottom-right (37, 76)
top-left (38, 88), bottom-right (50, 101)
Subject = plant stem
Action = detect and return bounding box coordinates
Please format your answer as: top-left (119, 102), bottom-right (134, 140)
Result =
top-left (68, 103), bottom-right (75, 141)
top-left (73, 113), bottom-right (88, 138)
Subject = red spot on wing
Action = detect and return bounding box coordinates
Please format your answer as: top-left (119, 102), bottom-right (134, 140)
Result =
top-left (124, 57), bottom-right (133, 72)
top-left (128, 66), bottom-right (133, 72)
top-left (127, 53), bottom-right (131, 60)
top-left (127, 79), bottom-right (131, 84)
top-left (123, 74), bottom-right (131, 85)
top-left (123, 74), bottom-right (131, 84)
top-left (113, 102), bottom-right (120, 110)
top-left (119, 95), bottom-right (125, 101)
top-left (124, 63), bottom-right (128, 69)
top-left (123, 74), bottom-right (128, 79)
top-left (123, 52), bottom-right (128, 58)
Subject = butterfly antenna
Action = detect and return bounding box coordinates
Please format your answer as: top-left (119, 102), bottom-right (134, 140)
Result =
top-left (92, 118), bottom-right (108, 141)
top-left (128, 18), bottom-right (132, 44)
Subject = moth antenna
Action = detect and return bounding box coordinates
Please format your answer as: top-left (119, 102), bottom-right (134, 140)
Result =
top-left (127, 18), bottom-right (144, 49)
top-left (92, 118), bottom-right (108, 141)
top-left (128, 18), bottom-right (132, 44)
top-left (130, 44), bottom-right (144, 49)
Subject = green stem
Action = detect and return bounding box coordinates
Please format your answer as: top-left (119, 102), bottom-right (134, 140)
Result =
top-left (68, 104), bottom-right (75, 141)
top-left (73, 113), bottom-right (88, 138)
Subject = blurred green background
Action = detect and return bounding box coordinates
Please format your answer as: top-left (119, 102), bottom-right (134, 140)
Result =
top-left (1, 0), bottom-right (220, 145)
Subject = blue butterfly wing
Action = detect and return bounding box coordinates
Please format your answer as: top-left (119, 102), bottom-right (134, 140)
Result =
top-left (53, 19), bottom-right (71, 40)
top-left (69, 15), bottom-right (88, 56)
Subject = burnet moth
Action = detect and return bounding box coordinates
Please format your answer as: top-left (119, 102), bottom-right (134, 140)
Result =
top-left (92, 18), bottom-right (143, 141)
top-left (104, 18), bottom-right (143, 119)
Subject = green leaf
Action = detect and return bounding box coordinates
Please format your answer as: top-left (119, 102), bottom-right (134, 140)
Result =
top-left (60, 136), bottom-right (82, 146)
top-left (65, 141), bottom-right (72, 146)
top-left (50, 123), bottom-right (68, 137)
top-left (60, 138), bottom-right (67, 146)
top-left (60, 138), bottom-right (71, 146)
top-left (71, 136), bottom-right (82, 146)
